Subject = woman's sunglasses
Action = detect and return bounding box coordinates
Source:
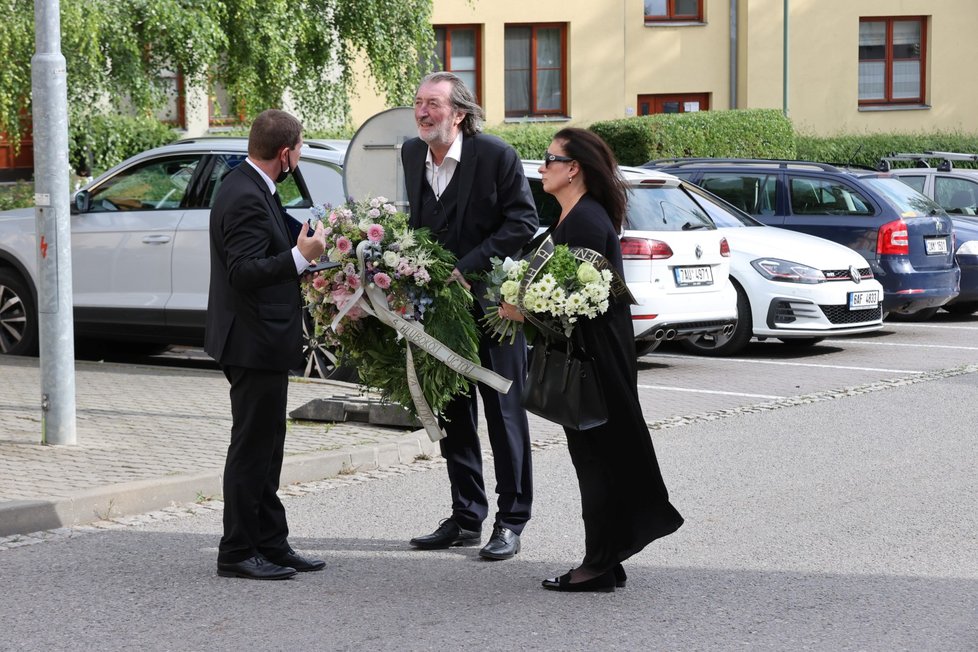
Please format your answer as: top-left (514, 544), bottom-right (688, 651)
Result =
top-left (543, 152), bottom-right (574, 167)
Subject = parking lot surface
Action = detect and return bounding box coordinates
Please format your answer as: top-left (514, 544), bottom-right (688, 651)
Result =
top-left (1, 315), bottom-right (975, 651)
top-left (1, 315), bottom-right (977, 540)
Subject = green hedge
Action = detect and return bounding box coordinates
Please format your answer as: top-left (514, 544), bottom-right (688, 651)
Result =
top-left (69, 115), bottom-right (179, 176)
top-left (212, 125), bottom-right (356, 140)
top-left (484, 123), bottom-right (560, 161)
top-left (590, 109), bottom-right (796, 166)
top-left (795, 131), bottom-right (978, 169)
top-left (0, 180), bottom-right (33, 211)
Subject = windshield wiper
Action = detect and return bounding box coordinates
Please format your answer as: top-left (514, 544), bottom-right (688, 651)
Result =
top-left (682, 222), bottom-right (709, 230)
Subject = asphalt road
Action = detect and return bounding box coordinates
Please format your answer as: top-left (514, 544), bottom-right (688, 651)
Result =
top-left (1, 317), bottom-right (976, 651)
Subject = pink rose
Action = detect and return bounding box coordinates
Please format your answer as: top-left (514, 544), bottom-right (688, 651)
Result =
top-left (367, 224), bottom-right (385, 243)
top-left (312, 276), bottom-right (327, 290)
top-left (373, 272), bottom-right (392, 289)
top-left (347, 274), bottom-right (361, 289)
top-left (336, 236), bottom-right (352, 254)
top-left (328, 212), bottom-right (338, 225)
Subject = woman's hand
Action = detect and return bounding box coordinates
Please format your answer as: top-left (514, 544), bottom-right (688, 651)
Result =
top-left (498, 301), bottom-right (524, 322)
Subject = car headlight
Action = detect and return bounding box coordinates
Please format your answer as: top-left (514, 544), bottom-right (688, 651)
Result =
top-left (956, 240), bottom-right (978, 256)
top-left (750, 258), bottom-right (826, 284)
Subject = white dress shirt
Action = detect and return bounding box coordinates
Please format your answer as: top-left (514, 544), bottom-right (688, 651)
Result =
top-left (425, 132), bottom-right (463, 199)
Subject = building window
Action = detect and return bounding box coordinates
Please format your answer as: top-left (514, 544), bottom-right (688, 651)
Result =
top-left (155, 69), bottom-right (186, 128)
top-left (432, 25), bottom-right (482, 103)
top-left (209, 79), bottom-right (243, 127)
top-left (504, 23), bottom-right (567, 118)
top-left (637, 93), bottom-right (709, 115)
top-left (859, 17), bottom-right (926, 105)
top-left (645, 0), bottom-right (703, 22)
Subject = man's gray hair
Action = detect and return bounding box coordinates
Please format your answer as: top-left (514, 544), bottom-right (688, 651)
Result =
top-left (420, 71), bottom-right (485, 136)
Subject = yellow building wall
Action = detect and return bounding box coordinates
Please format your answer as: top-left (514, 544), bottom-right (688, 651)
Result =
top-left (349, 0), bottom-right (978, 137)
top-left (744, 0), bottom-right (978, 135)
top-left (624, 1), bottom-right (731, 114)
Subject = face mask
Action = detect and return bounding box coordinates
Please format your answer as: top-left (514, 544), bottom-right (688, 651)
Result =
top-left (275, 148), bottom-right (297, 183)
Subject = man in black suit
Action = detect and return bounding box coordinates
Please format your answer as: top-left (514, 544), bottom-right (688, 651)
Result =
top-left (206, 109), bottom-right (328, 580)
top-left (403, 72), bottom-right (539, 560)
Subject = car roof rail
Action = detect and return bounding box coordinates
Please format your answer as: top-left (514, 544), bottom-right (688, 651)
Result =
top-left (174, 136), bottom-right (247, 143)
top-left (644, 157), bottom-right (844, 172)
top-left (876, 151), bottom-right (978, 172)
top-left (172, 136), bottom-right (343, 152)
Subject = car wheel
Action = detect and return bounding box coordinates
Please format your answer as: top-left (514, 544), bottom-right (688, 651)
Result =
top-left (943, 301), bottom-right (978, 316)
top-left (0, 269), bottom-right (38, 356)
top-left (296, 310), bottom-right (355, 381)
top-left (681, 283), bottom-right (752, 357)
top-left (777, 337), bottom-right (825, 347)
top-left (635, 339), bottom-right (661, 357)
top-left (887, 307), bottom-right (939, 322)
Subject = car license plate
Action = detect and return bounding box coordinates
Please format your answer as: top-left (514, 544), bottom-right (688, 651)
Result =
top-left (925, 237), bottom-right (948, 255)
top-left (848, 290), bottom-right (880, 310)
top-left (674, 266), bottom-right (713, 286)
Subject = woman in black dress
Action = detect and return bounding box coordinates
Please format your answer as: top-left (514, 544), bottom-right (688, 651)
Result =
top-left (501, 128), bottom-right (683, 592)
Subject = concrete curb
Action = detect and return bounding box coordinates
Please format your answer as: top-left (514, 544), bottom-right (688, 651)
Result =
top-left (0, 429), bottom-right (438, 538)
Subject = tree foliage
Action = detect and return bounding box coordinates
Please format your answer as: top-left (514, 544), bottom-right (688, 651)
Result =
top-left (0, 0), bottom-right (434, 149)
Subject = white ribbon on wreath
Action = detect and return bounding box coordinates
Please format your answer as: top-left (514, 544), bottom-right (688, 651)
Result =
top-left (329, 241), bottom-right (513, 441)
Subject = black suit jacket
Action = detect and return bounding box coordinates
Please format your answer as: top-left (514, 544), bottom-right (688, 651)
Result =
top-left (401, 133), bottom-right (538, 275)
top-left (205, 162), bottom-right (304, 371)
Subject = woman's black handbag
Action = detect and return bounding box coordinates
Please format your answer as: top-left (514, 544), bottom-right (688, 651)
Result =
top-left (521, 338), bottom-right (608, 431)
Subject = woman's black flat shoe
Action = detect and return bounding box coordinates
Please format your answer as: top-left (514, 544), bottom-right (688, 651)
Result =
top-left (614, 563), bottom-right (627, 588)
top-left (541, 570), bottom-right (616, 593)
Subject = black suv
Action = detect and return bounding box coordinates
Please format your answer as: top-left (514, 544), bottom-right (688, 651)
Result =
top-left (644, 158), bottom-right (960, 317)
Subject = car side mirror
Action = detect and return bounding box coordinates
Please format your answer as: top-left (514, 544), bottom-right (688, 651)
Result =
top-left (72, 190), bottom-right (90, 214)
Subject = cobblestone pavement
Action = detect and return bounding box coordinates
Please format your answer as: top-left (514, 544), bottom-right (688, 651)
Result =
top-left (5, 343), bottom-right (975, 549)
top-left (0, 354), bottom-right (441, 537)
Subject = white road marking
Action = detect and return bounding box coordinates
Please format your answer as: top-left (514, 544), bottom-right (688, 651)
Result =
top-left (845, 340), bottom-right (978, 352)
top-left (637, 385), bottom-right (784, 399)
top-left (883, 322), bottom-right (978, 331)
top-left (651, 353), bottom-right (922, 374)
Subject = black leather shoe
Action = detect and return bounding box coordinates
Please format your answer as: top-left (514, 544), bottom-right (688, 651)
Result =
top-left (541, 569), bottom-right (616, 593)
top-left (410, 518), bottom-right (481, 550)
top-left (217, 556), bottom-right (296, 580)
top-left (265, 549), bottom-right (326, 573)
top-left (614, 563), bottom-right (627, 588)
top-left (478, 525), bottom-right (520, 560)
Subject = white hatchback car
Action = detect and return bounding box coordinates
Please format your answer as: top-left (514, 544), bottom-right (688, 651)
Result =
top-left (677, 198), bottom-right (885, 355)
top-left (524, 162), bottom-right (738, 355)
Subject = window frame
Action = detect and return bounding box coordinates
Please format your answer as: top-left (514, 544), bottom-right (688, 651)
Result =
top-left (208, 78), bottom-right (244, 127)
top-left (432, 25), bottom-right (482, 104)
top-left (156, 70), bottom-right (187, 129)
top-left (858, 16), bottom-right (927, 106)
top-left (645, 0), bottom-right (704, 23)
top-left (504, 22), bottom-right (568, 118)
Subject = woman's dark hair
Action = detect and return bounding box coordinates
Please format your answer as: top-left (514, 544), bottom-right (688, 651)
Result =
top-left (554, 127), bottom-right (628, 232)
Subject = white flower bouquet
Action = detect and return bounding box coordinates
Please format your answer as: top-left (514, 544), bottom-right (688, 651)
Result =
top-left (483, 242), bottom-right (613, 343)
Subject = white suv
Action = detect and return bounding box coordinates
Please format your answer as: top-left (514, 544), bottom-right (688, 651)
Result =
top-left (524, 162), bottom-right (738, 355)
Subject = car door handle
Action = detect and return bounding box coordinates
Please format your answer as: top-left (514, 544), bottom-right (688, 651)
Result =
top-left (142, 234), bottom-right (172, 244)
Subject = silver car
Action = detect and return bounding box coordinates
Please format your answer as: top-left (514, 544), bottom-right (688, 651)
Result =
top-left (0, 138), bottom-right (348, 377)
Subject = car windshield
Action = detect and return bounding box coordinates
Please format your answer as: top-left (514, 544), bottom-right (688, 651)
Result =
top-left (625, 184), bottom-right (716, 231)
top-left (683, 184), bottom-right (764, 228)
top-left (863, 177), bottom-right (944, 217)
